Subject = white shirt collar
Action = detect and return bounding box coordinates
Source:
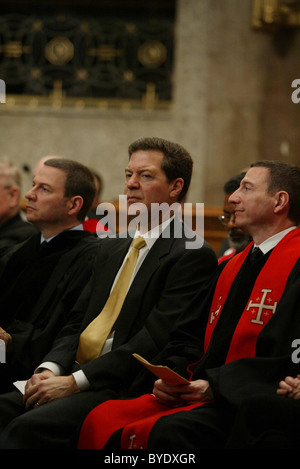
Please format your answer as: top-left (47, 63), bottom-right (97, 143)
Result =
top-left (134, 216), bottom-right (174, 250)
top-left (255, 226), bottom-right (297, 254)
top-left (40, 224), bottom-right (83, 244)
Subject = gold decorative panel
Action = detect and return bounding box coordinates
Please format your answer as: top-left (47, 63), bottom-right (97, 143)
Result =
top-left (0, 2), bottom-right (175, 111)
top-left (252, 0), bottom-right (300, 31)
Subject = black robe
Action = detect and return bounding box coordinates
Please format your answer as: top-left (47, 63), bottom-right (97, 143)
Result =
top-left (0, 230), bottom-right (99, 389)
top-left (164, 255), bottom-right (300, 409)
top-left (0, 213), bottom-right (38, 253)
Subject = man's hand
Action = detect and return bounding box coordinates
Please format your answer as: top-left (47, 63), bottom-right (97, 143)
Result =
top-left (152, 379), bottom-right (213, 407)
top-left (277, 375), bottom-right (300, 400)
top-left (0, 327), bottom-right (12, 350)
top-left (23, 371), bottom-right (79, 409)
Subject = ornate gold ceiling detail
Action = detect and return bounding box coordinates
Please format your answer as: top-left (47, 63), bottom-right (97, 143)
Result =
top-left (252, 0), bottom-right (300, 31)
top-left (0, 13), bottom-right (173, 112)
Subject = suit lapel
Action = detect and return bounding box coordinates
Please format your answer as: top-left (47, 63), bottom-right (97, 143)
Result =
top-left (83, 236), bottom-right (133, 327)
top-left (93, 236), bottom-right (133, 288)
top-left (112, 224), bottom-right (178, 347)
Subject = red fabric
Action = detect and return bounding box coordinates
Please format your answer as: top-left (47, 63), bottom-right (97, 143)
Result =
top-left (78, 394), bottom-right (202, 449)
top-left (78, 228), bottom-right (300, 450)
top-left (78, 395), bottom-right (161, 449)
top-left (120, 397), bottom-right (203, 449)
top-left (82, 219), bottom-right (109, 233)
top-left (204, 242), bottom-right (253, 350)
top-left (218, 249), bottom-right (236, 264)
top-left (206, 228), bottom-right (300, 363)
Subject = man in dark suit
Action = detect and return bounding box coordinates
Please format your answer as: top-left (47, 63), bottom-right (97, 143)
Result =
top-left (0, 158), bottom-right (37, 253)
top-left (0, 158), bottom-right (99, 391)
top-left (0, 137), bottom-right (217, 448)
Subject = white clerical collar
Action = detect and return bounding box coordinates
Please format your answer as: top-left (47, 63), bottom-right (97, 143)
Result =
top-left (255, 226), bottom-right (297, 254)
top-left (40, 224), bottom-right (83, 244)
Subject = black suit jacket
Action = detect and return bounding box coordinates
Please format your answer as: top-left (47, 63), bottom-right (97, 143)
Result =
top-left (43, 219), bottom-right (218, 395)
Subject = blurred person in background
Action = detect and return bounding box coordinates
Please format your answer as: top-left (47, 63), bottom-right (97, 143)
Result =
top-left (0, 158), bottom-right (37, 253)
top-left (218, 171), bottom-right (252, 263)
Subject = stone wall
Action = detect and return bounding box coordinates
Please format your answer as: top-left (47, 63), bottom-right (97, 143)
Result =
top-left (0, 0), bottom-right (299, 206)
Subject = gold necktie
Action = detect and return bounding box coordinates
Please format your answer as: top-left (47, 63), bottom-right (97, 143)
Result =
top-left (76, 236), bottom-right (146, 364)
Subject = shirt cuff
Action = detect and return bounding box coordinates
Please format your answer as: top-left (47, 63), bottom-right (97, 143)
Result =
top-left (72, 370), bottom-right (90, 391)
top-left (35, 362), bottom-right (90, 391)
top-left (35, 362), bottom-right (63, 376)
top-left (34, 362), bottom-right (63, 376)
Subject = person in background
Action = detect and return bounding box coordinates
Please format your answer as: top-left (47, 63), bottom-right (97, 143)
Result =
top-left (218, 172), bottom-right (252, 263)
top-left (88, 170), bottom-right (103, 218)
top-left (0, 158), bottom-right (37, 253)
top-left (83, 169), bottom-right (110, 235)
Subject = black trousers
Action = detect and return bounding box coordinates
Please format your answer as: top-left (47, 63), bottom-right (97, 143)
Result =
top-left (226, 394), bottom-right (300, 448)
top-left (0, 389), bottom-right (117, 449)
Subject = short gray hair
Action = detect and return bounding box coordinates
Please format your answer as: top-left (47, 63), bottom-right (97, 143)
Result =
top-left (0, 158), bottom-right (21, 189)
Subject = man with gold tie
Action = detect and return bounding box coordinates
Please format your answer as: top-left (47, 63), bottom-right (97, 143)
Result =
top-left (0, 137), bottom-right (217, 448)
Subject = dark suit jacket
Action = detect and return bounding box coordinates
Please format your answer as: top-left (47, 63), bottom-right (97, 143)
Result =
top-left (43, 218), bottom-right (218, 395)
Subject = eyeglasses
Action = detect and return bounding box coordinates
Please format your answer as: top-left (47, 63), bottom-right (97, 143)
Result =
top-left (218, 213), bottom-right (235, 225)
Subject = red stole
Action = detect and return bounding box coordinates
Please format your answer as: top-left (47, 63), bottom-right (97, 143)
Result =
top-left (78, 394), bottom-right (201, 449)
top-left (77, 228), bottom-right (300, 450)
top-left (205, 227), bottom-right (300, 363)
